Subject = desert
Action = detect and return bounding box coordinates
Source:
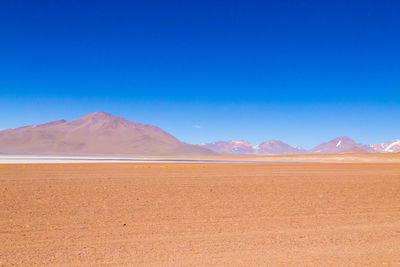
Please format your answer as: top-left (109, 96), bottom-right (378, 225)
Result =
top-left (1, 154), bottom-right (400, 266)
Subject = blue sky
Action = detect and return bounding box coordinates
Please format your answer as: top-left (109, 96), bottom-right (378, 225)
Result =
top-left (1, 0), bottom-right (399, 149)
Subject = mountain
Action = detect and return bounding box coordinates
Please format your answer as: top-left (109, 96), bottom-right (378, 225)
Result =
top-left (201, 140), bottom-right (255, 155)
top-left (0, 112), bottom-right (216, 156)
top-left (201, 140), bottom-right (304, 155)
top-left (369, 139), bottom-right (400, 153)
top-left (257, 140), bottom-right (306, 155)
top-left (309, 136), bottom-right (373, 154)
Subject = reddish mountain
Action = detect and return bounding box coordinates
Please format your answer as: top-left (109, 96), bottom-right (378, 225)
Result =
top-left (0, 112), bottom-right (216, 156)
top-left (309, 136), bottom-right (373, 154)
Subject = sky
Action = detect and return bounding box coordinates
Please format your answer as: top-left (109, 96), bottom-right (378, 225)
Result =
top-left (0, 0), bottom-right (399, 149)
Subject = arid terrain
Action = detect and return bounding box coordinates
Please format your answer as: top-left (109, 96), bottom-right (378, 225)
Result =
top-left (1, 155), bottom-right (400, 266)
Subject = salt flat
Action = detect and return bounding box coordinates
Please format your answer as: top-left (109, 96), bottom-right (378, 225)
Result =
top-left (2, 153), bottom-right (400, 164)
top-left (0, 155), bottom-right (269, 164)
top-left (1, 160), bottom-right (400, 266)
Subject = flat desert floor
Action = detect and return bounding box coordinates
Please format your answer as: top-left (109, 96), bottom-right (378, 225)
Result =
top-left (1, 160), bottom-right (400, 265)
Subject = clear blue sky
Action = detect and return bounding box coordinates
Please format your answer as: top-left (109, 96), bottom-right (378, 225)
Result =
top-left (1, 0), bottom-right (399, 149)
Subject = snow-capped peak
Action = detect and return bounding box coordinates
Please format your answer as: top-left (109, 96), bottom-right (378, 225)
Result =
top-left (384, 139), bottom-right (400, 152)
top-left (336, 140), bottom-right (342, 147)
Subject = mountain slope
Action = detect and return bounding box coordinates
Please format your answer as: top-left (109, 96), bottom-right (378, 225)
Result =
top-left (0, 112), bottom-right (216, 156)
top-left (340, 146), bottom-right (371, 154)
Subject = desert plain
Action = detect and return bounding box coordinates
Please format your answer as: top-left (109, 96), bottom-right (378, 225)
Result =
top-left (1, 154), bottom-right (400, 266)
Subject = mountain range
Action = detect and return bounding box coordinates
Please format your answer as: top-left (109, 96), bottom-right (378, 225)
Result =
top-left (201, 140), bottom-right (305, 155)
top-left (0, 112), bottom-right (398, 156)
top-left (201, 136), bottom-right (399, 155)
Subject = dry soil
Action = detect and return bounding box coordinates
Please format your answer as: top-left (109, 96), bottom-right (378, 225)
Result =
top-left (1, 162), bottom-right (400, 266)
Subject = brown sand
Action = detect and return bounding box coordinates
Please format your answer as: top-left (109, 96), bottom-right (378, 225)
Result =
top-left (1, 162), bottom-right (400, 266)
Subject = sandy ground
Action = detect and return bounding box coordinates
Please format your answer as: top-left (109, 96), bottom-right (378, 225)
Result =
top-left (1, 161), bottom-right (400, 266)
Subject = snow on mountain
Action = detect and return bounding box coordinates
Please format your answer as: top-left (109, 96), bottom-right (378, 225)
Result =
top-left (370, 139), bottom-right (400, 153)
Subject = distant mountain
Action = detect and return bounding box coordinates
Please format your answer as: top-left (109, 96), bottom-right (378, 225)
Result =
top-left (201, 140), bottom-right (304, 155)
top-left (257, 140), bottom-right (306, 155)
top-left (369, 139), bottom-right (400, 153)
top-left (201, 140), bottom-right (255, 155)
top-left (0, 112), bottom-right (216, 156)
top-left (309, 136), bottom-right (374, 154)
